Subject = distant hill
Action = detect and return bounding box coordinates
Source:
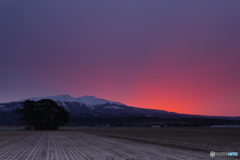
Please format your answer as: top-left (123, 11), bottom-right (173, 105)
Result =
top-left (0, 95), bottom-right (239, 126)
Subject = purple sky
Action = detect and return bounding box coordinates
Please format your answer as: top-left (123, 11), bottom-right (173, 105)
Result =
top-left (0, 0), bottom-right (240, 116)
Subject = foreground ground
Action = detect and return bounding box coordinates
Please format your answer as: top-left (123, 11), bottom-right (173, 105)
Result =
top-left (0, 127), bottom-right (239, 160)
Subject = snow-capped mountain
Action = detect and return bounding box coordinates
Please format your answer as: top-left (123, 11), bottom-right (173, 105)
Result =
top-left (23, 94), bottom-right (80, 103)
top-left (1, 94), bottom-right (239, 126)
top-left (19, 95), bottom-right (126, 110)
top-left (77, 95), bottom-right (125, 107)
top-left (0, 94), bottom-right (178, 119)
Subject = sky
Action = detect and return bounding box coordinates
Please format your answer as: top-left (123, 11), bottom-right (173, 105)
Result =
top-left (0, 0), bottom-right (240, 116)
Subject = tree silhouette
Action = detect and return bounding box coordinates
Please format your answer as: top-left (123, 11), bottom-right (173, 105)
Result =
top-left (13, 99), bottom-right (70, 130)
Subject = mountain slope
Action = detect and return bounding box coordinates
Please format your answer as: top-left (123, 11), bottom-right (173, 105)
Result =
top-left (0, 95), bottom-right (179, 125)
top-left (0, 94), bottom-right (239, 126)
top-left (20, 94), bottom-right (179, 118)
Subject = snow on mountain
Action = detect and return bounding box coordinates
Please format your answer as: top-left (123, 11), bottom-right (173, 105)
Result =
top-left (2, 94), bottom-right (240, 126)
top-left (103, 106), bottom-right (123, 110)
top-left (19, 95), bottom-right (125, 108)
top-left (77, 95), bottom-right (125, 107)
top-left (23, 94), bottom-right (79, 103)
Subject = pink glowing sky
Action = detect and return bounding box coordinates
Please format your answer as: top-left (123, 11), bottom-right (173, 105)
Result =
top-left (0, 0), bottom-right (240, 116)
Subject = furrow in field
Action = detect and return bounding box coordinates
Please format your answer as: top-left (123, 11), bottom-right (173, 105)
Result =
top-left (63, 133), bottom-right (100, 159)
top-left (50, 132), bottom-right (113, 159)
top-left (35, 131), bottom-right (49, 160)
top-left (23, 131), bottom-right (47, 160)
top-left (9, 135), bottom-right (40, 160)
top-left (75, 132), bottom-right (158, 159)
top-left (46, 134), bottom-right (60, 159)
top-left (76, 132), bottom-right (235, 160)
top-left (48, 132), bottom-right (61, 160)
top-left (0, 132), bottom-right (39, 159)
top-left (0, 130), bottom-right (237, 160)
top-left (64, 136), bottom-right (94, 159)
top-left (54, 132), bottom-right (75, 160)
top-left (46, 132), bottom-right (66, 160)
top-left (71, 133), bottom-right (113, 159)
top-left (72, 132), bottom-right (116, 159)
top-left (0, 131), bottom-right (33, 149)
top-left (56, 133), bottom-right (81, 160)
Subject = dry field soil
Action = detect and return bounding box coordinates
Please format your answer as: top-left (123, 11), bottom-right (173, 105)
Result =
top-left (0, 127), bottom-right (239, 160)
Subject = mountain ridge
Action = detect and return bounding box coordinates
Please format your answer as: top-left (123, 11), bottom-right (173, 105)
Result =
top-left (12, 94), bottom-right (126, 107)
top-left (0, 94), bottom-right (240, 126)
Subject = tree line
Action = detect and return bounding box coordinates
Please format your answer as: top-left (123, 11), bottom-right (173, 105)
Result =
top-left (14, 99), bottom-right (69, 130)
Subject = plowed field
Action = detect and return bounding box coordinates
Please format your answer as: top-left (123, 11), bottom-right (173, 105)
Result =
top-left (0, 128), bottom-right (237, 160)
